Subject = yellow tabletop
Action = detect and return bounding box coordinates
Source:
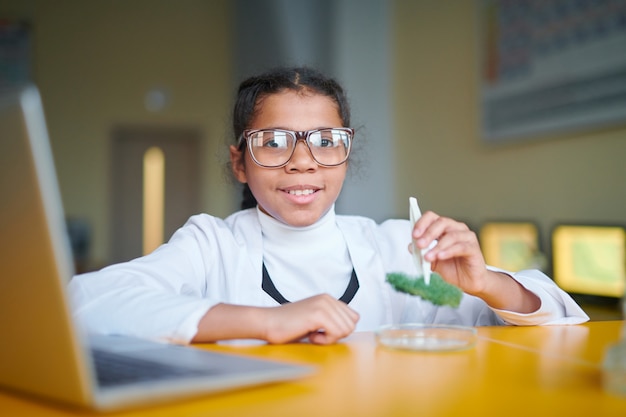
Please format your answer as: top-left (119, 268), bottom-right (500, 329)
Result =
top-left (1, 321), bottom-right (625, 416)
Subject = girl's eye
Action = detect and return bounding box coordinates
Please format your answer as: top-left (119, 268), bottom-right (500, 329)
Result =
top-left (310, 132), bottom-right (335, 148)
top-left (262, 133), bottom-right (289, 148)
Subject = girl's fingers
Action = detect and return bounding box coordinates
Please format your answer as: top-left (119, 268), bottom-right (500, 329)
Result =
top-left (317, 302), bottom-right (359, 341)
top-left (265, 294), bottom-right (359, 344)
top-left (414, 213), bottom-right (471, 254)
top-left (424, 229), bottom-right (478, 261)
top-left (411, 211), bottom-right (440, 239)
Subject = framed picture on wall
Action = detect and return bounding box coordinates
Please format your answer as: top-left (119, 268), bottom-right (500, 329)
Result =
top-left (477, 0), bottom-right (626, 143)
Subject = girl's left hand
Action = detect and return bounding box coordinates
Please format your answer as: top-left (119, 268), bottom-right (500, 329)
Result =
top-left (411, 211), bottom-right (489, 296)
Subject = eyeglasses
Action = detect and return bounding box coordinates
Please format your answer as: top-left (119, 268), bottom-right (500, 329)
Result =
top-left (238, 128), bottom-right (354, 168)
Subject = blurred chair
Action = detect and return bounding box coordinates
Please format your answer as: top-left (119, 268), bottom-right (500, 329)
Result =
top-left (65, 217), bottom-right (91, 273)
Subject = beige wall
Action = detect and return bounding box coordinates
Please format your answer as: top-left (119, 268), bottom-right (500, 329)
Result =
top-left (393, 2), bottom-right (626, 253)
top-left (2, 0), bottom-right (235, 265)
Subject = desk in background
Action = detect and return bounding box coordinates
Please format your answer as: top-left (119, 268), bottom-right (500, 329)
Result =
top-left (0, 321), bottom-right (625, 416)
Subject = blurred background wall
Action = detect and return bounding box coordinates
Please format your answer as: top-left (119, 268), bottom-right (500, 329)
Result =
top-left (1, 0), bottom-right (234, 266)
top-left (1, 0), bottom-right (624, 270)
top-left (393, 1), bottom-right (626, 265)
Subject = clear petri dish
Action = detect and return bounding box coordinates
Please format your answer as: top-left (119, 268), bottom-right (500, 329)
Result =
top-left (376, 323), bottom-right (477, 352)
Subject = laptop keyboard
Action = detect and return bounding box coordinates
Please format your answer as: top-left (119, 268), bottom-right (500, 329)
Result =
top-left (92, 349), bottom-right (213, 387)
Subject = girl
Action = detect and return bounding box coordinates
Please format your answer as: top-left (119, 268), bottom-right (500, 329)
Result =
top-left (69, 67), bottom-right (588, 345)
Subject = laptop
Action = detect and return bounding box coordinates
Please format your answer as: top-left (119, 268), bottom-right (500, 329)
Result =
top-left (0, 85), bottom-right (312, 411)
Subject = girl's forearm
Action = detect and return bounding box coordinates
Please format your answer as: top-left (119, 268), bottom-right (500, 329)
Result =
top-left (191, 295), bottom-right (359, 344)
top-left (192, 303), bottom-right (268, 343)
top-left (472, 271), bottom-right (541, 314)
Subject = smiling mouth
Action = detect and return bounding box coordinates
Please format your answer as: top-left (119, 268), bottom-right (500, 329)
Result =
top-left (286, 189), bottom-right (316, 196)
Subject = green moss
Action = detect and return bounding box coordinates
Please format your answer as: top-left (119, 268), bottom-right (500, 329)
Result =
top-left (386, 272), bottom-right (462, 308)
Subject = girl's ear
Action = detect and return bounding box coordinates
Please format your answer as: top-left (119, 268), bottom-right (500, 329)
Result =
top-left (229, 145), bottom-right (248, 183)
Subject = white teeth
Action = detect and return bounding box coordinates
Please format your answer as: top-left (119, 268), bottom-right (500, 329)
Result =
top-left (288, 189), bottom-right (314, 196)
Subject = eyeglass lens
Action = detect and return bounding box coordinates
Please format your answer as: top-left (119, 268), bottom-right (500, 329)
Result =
top-left (247, 129), bottom-right (351, 167)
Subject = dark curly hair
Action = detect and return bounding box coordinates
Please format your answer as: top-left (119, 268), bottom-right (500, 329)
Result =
top-left (232, 67), bottom-right (351, 209)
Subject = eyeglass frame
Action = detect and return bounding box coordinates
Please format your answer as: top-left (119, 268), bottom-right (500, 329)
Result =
top-left (237, 127), bottom-right (355, 168)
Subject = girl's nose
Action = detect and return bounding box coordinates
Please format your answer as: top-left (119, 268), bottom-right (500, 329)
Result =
top-left (285, 140), bottom-right (317, 171)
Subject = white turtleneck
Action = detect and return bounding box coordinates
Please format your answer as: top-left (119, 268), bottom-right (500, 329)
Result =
top-left (257, 205), bottom-right (354, 303)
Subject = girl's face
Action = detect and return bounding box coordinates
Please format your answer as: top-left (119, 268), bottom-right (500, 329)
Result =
top-left (229, 90), bottom-right (348, 227)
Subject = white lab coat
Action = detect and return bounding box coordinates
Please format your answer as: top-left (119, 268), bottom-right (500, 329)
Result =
top-left (68, 208), bottom-right (589, 344)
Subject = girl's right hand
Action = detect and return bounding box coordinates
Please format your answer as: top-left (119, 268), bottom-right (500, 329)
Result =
top-left (263, 294), bottom-right (359, 345)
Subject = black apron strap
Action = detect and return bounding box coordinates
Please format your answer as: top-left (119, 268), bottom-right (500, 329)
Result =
top-left (261, 262), bottom-right (359, 305)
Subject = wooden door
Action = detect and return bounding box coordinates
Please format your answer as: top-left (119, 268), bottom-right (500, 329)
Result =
top-left (110, 127), bottom-right (200, 263)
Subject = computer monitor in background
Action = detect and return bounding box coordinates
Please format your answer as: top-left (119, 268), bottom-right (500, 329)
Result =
top-left (552, 224), bottom-right (626, 301)
top-left (479, 222), bottom-right (543, 272)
